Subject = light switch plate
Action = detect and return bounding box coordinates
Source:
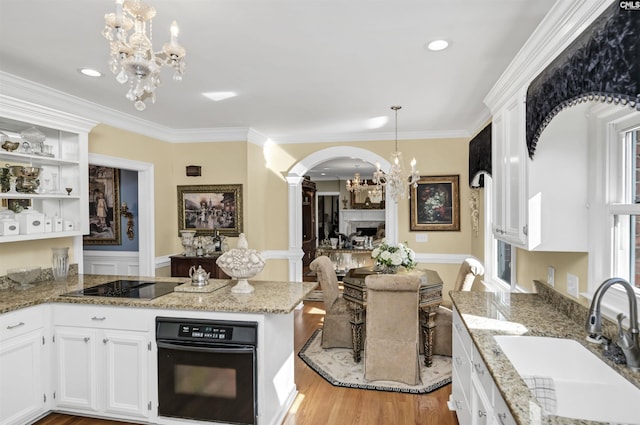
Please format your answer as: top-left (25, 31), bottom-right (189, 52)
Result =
top-left (415, 234), bottom-right (428, 243)
top-left (567, 273), bottom-right (579, 298)
top-left (547, 266), bottom-right (555, 287)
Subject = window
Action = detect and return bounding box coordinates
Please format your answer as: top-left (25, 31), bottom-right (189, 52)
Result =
top-left (589, 105), bottom-right (640, 318)
top-left (482, 174), bottom-right (517, 291)
top-left (496, 239), bottom-right (513, 286)
top-left (610, 127), bottom-right (640, 289)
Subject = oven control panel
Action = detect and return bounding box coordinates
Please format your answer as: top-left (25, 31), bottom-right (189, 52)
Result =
top-left (179, 324), bottom-right (233, 340)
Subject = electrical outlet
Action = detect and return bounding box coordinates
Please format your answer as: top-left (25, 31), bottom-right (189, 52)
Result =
top-left (567, 273), bottom-right (579, 298)
top-left (547, 266), bottom-right (555, 287)
top-left (415, 234), bottom-right (428, 243)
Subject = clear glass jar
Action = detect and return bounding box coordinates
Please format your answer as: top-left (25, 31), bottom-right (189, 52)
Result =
top-left (52, 247), bottom-right (69, 281)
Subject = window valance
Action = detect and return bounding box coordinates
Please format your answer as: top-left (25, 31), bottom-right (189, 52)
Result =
top-left (526, 3), bottom-right (640, 159)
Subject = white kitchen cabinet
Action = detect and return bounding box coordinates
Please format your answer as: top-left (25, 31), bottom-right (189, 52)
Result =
top-left (0, 305), bottom-right (51, 425)
top-left (488, 89), bottom-right (589, 252)
top-left (53, 305), bottom-right (152, 420)
top-left (491, 89), bottom-right (528, 248)
top-left (0, 95), bottom-right (96, 243)
top-left (449, 308), bottom-right (516, 425)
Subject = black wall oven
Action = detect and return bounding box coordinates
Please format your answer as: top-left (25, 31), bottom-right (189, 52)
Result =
top-left (156, 317), bottom-right (258, 425)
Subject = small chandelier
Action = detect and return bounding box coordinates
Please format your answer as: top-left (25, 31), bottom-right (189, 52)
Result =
top-left (346, 172), bottom-right (369, 193)
top-left (372, 105), bottom-right (419, 202)
top-left (103, 0), bottom-right (186, 111)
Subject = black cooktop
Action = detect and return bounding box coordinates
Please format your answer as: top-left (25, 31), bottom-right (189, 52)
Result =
top-left (64, 280), bottom-right (180, 300)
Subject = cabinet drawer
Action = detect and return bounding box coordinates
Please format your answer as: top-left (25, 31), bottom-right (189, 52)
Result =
top-left (472, 344), bottom-right (494, 397)
top-left (452, 308), bottom-right (472, 349)
top-left (452, 325), bottom-right (472, 399)
top-left (53, 304), bottom-right (150, 331)
top-left (451, 367), bottom-right (471, 425)
top-left (493, 385), bottom-right (517, 425)
top-left (0, 306), bottom-right (45, 341)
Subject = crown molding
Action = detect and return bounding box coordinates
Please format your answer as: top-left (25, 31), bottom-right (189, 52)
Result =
top-left (0, 71), bottom-right (252, 143)
top-left (269, 128), bottom-right (470, 145)
top-left (484, 0), bottom-right (613, 111)
top-left (1, 71), bottom-right (473, 145)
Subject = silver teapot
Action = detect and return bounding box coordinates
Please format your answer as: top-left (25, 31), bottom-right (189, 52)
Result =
top-left (189, 265), bottom-right (210, 286)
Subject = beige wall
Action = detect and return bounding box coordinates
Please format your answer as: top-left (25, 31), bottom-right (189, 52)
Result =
top-left (0, 237), bottom-right (76, 275)
top-left (517, 249), bottom-right (589, 305)
top-left (2, 124), bottom-right (478, 284)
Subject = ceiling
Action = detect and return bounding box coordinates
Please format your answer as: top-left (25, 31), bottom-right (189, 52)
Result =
top-left (0, 0), bottom-right (557, 146)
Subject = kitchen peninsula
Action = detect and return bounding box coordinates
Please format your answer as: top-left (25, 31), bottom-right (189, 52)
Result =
top-left (0, 274), bottom-right (317, 425)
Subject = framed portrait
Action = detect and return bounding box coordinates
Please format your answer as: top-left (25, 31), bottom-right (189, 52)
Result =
top-left (84, 165), bottom-right (121, 245)
top-left (177, 184), bottom-right (243, 237)
top-left (410, 175), bottom-right (460, 231)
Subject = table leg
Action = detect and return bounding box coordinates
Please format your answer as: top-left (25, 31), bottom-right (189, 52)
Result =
top-left (420, 305), bottom-right (438, 367)
top-left (348, 303), bottom-right (364, 363)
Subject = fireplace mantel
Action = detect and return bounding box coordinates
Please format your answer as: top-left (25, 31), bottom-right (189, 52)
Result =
top-left (340, 209), bottom-right (385, 235)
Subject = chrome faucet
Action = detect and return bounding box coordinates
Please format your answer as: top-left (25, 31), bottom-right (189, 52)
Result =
top-left (586, 278), bottom-right (640, 371)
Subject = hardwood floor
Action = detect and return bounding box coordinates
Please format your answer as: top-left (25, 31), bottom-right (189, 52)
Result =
top-left (34, 302), bottom-right (459, 425)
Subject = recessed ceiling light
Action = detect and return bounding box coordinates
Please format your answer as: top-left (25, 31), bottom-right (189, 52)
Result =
top-left (426, 39), bottom-right (449, 51)
top-left (78, 68), bottom-right (102, 77)
top-left (203, 91), bottom-right (238, 102)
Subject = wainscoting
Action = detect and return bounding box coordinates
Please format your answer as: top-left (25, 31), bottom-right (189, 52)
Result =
top-left (83, 250), bottom-right (140, 276)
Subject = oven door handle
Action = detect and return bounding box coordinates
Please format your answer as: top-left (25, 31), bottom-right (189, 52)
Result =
top-left (157, 340), bottom-right (255, 355)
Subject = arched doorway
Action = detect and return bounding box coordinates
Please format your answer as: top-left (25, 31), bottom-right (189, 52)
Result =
top-left (285, 146), bottom-right (396, 281)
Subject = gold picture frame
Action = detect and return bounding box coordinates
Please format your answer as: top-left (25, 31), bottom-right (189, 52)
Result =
top-left (84, 165), bottom-right (121, 245)
top-left (177, 184), bottom-right (243, 237)
top-left (410, 175), bottom-right (460, 231)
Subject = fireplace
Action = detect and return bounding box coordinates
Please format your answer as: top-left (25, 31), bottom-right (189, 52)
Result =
top-left (340, 210), bottom-right (385, 236)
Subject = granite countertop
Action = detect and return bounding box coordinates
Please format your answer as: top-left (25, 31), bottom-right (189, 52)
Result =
top-left (0, 274), bottom-right (318, 315)
top-left (450, 286), bottom-right (640, 425)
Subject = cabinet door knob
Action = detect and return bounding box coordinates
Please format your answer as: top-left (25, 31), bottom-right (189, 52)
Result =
top-left (103, 338), bottom-right (109, 344)
top-left (83, 337), bottom-right (90, 343)
top-left (478, 410), bottom-right (486, 418)
top-left (91, 316), bottom-right (106, 321)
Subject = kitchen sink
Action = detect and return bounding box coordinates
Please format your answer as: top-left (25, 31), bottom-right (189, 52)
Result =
top-left (494, 335), bottom-right (640, 424)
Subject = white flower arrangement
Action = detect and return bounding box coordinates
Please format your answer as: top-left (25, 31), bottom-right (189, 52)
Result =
top-left (371, 239), bottom-right (417, 271)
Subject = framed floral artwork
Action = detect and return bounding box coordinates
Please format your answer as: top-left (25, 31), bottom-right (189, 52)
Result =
top-left (410, 175), bottom-right (460, 231)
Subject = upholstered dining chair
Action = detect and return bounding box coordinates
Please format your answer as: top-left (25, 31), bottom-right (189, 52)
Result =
top-left (364, 273), bottom-right (422, 385)
top-left (432, 258), bottom-right (485, 357)
top-left (309, 256), bottom-right (352, 348)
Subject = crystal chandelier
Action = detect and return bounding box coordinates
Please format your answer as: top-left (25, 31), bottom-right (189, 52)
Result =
top-left (372, 106), bottom-right (419, 202)
top-left (346, 172), bottom-right (369, 193)
top-left (103, 0), bottom-right (186, 111)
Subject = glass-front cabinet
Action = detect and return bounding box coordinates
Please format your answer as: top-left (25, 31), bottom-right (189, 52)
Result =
top-left (0, 95), bottom-right (96, 243)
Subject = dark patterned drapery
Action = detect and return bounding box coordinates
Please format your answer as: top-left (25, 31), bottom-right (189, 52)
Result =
top-left (469, 123), bottom-right (491, 187)
top-left (526, 3), bottom-right (640, 159)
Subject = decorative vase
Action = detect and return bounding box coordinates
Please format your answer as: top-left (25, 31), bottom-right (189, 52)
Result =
top-left (52, 247), bottom-right (69, 281)
top-left (375, 263), bottom-right (398, 274)
top-left (216, 233), bottom-right (265, 293)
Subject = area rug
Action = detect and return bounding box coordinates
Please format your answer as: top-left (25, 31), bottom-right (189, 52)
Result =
top-left (298, 329), bottom-right (452, 394)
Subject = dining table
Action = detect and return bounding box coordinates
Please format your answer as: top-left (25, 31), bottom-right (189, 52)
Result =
top-left (341, 267), bottom-right (444, 366)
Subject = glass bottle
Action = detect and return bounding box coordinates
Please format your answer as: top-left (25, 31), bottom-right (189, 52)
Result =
top-left (52, 247), bottom-right (69, 281)
top-left (213, 229), bottom-right (221, 252)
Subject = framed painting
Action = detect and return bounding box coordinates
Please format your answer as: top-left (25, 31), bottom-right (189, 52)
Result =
top-left (84, 165), bottom-right (121, 245)
top-left (177, 184), bottom-right (243, 237)
top-left (410, 175), bottom-right (460, 231)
